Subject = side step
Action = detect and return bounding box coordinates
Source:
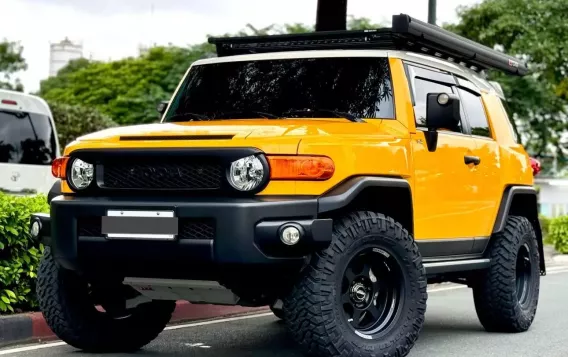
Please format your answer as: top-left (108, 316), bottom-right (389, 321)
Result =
top-left (424, 258), bottom-right (491, 275)
top-left (123, 277), bottom-right (240, 305)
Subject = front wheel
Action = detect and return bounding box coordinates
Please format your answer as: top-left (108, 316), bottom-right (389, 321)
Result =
top-left (282, 211), bottom-right (427, 357)
top-left (472, 215), bottom-right (541, 332)
top-left (36, 247), bottom-right (176, 352)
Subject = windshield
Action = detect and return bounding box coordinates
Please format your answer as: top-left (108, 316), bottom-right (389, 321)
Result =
top-left (163, 56), bottom-right (395, 122)
top-left (0, 109), bottom-right (57, 165)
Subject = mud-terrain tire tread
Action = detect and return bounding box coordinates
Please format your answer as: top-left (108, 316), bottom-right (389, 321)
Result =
top-left (282, 211), bottom-right (427, 357)
top-left (472, 215), bottom-right (540, 333)
top-left (36, 247), bottom-right (176, 352)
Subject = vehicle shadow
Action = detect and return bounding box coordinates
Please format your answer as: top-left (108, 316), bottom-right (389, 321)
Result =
top-left (58, 316), bottom-right (487, 357)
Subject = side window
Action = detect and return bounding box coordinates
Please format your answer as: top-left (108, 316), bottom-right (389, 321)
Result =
top-left (412, 78), bottom-right (462, 132)
top-left (457, 88), bottom-right (491, 138)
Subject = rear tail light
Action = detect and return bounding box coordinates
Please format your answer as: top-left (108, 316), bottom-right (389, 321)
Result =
top-left (530, 157), bottom-right (541, 176)
top-left (1, 99), bottom-right (17, 105)
top-left (267, 155), bottom-right (334, 180)
top-left (51, 157), bottom-right (69, 178)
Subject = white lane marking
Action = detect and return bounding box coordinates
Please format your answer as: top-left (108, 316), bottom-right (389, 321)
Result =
top-left (185, 342), bottom-right (211, 348)
top-left (165, 312), bottom-right (274, 331)
top-left (2, 269), bottom-right (568, 355)
top-left (0, 342), bottom-right (67, 355)
top-left (428, 285), bottom-right (467, 293)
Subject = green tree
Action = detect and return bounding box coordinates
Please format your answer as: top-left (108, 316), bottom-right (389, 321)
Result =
top-left (48, 101), bottom-right (118, 148)
top-left (38, 16), bottom-right (385, 126)
top-left (39, 45), bottom-right (210, 125)
top-left (0, 39), bottom-right (27, 92)
top-left (445, 0), bottom-right (568, 159)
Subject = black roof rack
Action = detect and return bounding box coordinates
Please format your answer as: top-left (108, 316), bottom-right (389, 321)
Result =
top-left (208, 14), bottom-right (528, 76)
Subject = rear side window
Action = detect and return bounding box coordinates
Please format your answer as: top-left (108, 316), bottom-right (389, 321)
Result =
top-left (457, 88), bottom-right (491, 138)
top-left (0, 110), bottom-right (57, 165)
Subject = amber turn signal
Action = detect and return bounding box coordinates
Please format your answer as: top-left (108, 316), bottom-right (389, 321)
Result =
top-left (267, 155), bottom-right (334, 180)
top-left (51, 157), bottom-right (69, 179)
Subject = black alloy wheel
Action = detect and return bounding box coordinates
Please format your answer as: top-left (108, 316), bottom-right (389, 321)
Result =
top-left (340, 246), bottom-right (403, 338)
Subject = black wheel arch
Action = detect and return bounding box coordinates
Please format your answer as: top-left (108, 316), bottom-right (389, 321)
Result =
top-left (47, 180), bottom-right (62, 204)
top-left (492, 185), bottom-right (545, 275)
top-left (317, 176), bottom-right (414, 236)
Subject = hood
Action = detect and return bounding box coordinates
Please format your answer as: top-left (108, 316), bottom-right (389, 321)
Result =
top-left (75, 119), bottom-right (388, 142)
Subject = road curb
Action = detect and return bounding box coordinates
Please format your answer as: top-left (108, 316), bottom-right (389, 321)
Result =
top-left (0, 301), bottom-right (269, 348)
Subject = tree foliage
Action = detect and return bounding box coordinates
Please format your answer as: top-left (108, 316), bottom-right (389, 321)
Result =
top-left (37, 17), bottom-right (382, 126)
top-left (0, 193), bottom-right (48, 314)
top-left (446, 0), bottom-right (568, 160)
top-left (48, 101), bottom-right (118, 148)
top-left (39, 46), bottom-right (211, 126)
top-left (0, 39), bottom-right (27, 92)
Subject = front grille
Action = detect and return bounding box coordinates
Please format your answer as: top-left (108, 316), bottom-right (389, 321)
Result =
top-left (77, 217), bottom-right (215, 240)
top-left (101, 161), bottom-right (223, 190)
top-left (178, 219), bottom-right (215, 240)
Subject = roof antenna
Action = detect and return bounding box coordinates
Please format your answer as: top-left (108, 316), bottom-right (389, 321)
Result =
top-left (315, 0), bottom-right (348, 31)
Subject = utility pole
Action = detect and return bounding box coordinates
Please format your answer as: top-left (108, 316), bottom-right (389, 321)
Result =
top-left (315, 0), bottom-right (348, 31)
top-left (428, 0), bottom-right (437, 25)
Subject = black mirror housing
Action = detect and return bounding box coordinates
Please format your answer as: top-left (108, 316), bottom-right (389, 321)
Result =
top-left (157, 101), bottom-right (169, 116)
top-left (425, 93), bottom-right (461, 131)
top-left (423, 93), bottom-right (461, 152)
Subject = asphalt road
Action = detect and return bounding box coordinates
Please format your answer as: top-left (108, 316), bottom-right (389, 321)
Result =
top-left (3, 267), bottom-right (568, 357)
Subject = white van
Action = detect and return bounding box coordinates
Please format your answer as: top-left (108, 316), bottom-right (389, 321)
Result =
top-left (0, 89), bottom-right (60, 196)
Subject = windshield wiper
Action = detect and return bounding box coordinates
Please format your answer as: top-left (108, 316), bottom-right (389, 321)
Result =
top-left (212, 110), bottom-right (280, 119)
top-left (166, 112), bottom-right (210, 122)
top-left (283, 108), bottom-right (364, 122)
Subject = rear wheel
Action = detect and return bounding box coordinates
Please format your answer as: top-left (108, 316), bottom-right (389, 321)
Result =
top-left (472, 215), bottom-right (540, 332)
top-left (36, 247), bottom-right (176, 352)
top-left (283, 211), bottom-right (427, 357)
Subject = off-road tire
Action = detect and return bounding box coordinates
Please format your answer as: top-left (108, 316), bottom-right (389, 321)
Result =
top-left (36, 247), bottom-right (176, 352)
top-left (472, 215), bottom-right (540, 333)
top-left (282, 211), bottom-right (427, 357)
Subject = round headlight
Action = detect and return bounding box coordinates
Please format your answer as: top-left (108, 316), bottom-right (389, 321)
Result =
top-left (228, 155), bottom-right (265, 191)
top-left (69, 158), bottom-right (94, 190)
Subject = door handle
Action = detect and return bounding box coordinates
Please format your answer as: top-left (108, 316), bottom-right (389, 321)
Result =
top-left (464, 155), bottom-right (481, 165)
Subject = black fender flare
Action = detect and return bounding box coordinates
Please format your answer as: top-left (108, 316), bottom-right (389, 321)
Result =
top-left (47, 180), bottom-right (62, 204)
top-left (317, 176), bottom-right (412, 214)
top-left (492, 185), bottom-right (545, 275)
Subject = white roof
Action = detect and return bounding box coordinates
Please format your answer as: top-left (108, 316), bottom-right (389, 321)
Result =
top-left (0, 89), bottom-right (52, 116)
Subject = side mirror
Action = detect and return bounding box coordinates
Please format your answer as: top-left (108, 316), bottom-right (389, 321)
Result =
top-left (157, 101), bottom-right (169, 116)
top-left (423, 93), bottom-right (461, 152)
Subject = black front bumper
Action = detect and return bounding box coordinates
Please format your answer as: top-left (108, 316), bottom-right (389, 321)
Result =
top-left (31, 195), bottom-right (332, 278)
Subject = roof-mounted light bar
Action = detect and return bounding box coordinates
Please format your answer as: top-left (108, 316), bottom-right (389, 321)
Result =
top-left (208, 13), bottom-right (528, 76)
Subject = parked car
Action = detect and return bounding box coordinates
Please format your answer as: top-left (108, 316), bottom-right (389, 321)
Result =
top-left (0, 89), bottom-right (60, 195)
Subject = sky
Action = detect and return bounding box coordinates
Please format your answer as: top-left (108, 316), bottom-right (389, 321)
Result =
top-left (1, 0), bottom-right (481, 94)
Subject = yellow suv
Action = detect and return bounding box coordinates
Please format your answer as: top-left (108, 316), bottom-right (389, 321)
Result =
top-left (31, 14), bottom-right (544, 357)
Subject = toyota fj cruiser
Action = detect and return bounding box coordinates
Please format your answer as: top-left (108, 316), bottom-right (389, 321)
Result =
top-left (31, 14), bottom-right (544, 357)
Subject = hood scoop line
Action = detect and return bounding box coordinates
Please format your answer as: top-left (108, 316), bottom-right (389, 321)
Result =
top-left (120, 134), bottom-right (235, 141)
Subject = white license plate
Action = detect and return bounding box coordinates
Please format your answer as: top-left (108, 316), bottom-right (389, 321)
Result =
top-left (102, 210), bottom-right (178, 240)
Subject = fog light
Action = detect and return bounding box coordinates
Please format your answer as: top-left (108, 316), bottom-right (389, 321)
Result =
top-left (281, 226), bottom-right (301, 245)
top-left (30, 220), bottom-right (41, 238)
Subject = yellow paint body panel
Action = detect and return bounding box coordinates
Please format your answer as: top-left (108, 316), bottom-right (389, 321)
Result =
top-left (60, 57), bottom-right (533, 242)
